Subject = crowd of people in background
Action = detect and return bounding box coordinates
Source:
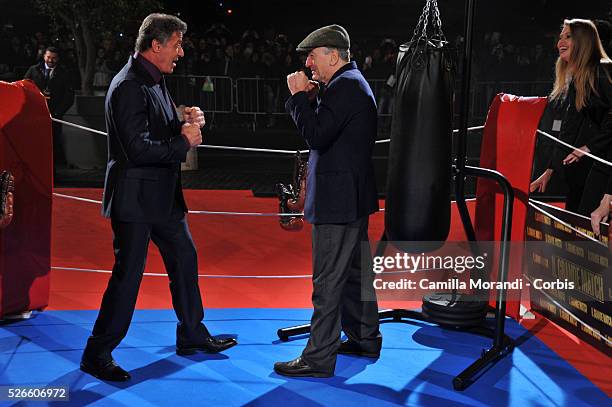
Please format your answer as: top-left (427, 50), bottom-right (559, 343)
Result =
top-left (1, 23), bottom-right (580, 92)
top-left (1, 20), bottom-right (610, 132)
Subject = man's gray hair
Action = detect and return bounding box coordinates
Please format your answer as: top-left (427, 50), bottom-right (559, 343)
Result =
top-left (323, 47), bottom-right (351, 62)
top-left (135, 13), bottom-right (187, 52)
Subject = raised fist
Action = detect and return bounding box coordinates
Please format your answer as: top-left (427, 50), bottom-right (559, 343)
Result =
top-left (181, 122), bottom-right (202, 147)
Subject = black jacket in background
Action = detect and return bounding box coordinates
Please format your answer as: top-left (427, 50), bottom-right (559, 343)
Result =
top-left (552, 62), bottom-right (612, 213)
top-left (24, 62), bottom-right (74, 117)
top-left (554, 64), bottom-right (612, 159)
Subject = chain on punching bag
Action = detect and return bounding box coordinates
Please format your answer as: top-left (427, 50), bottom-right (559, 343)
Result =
top-left (385, 0), bottom-right (455, 246)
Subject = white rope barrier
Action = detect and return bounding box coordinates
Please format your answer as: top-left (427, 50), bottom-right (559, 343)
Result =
top-left (455, 125), bottom-right (486, 134)
top-left (51, 266), bottom-right (312, 279)
top-left (527, 199), bottom-right (605, 246)
top-left (188, 209), bottom-right (303, 217)
top-left (51, 118), bottom-right (108, 136)
top-left (49, 117), bottom-right (610, 230)
top-left (51, 117), bottom-right (485, 154)
top-left (536, 129), bottom-right (612, 169)
top-left (52, 192), bottom-right (394, 216)
top-left (57, 115), bottom-right (612, 172)
top-left (52, 194), bottom-right (597, 243)
top-left (195, 144), bottom-right (300, 155)
top-left (52, 192), bottom-right (478, 217)
top-left (524, 274), bottom-right (612, 345)
top-left (54, 185), bottom-right (598, 244)
top-left (52, 118), bottom-right (304, 155)
top-left (529, 198), bottom-right (593, 221)
top-left (52, 192), bottom-right (303, 217)
top-left (53, 193), bottom-right (102, 205)
top-left (374, 125), bottom-right (485, 145)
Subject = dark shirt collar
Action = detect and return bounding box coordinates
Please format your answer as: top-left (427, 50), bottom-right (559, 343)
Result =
top-left (327, 61), bottom-right (357, 84)
top-left (134, 52), bottom-right (162, 84)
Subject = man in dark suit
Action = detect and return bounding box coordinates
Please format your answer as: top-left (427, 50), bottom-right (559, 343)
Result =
top-left (81, 13), bottom-right (236, 382)
top-left (274, 25), bottom-right (381, 378)
top-left (24, 46), bottom-right (74, 172)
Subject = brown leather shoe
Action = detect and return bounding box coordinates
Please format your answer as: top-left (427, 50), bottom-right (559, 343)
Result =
top-left (274, 356), bottom-right (333, 378)
top-left (80, 359), bottom-right (131, 382)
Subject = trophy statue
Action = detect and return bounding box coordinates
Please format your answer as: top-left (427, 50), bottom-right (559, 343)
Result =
top-left (0, 170), bottom-right (15, 228)
top-left (275, 152), bottom-right (308, 231)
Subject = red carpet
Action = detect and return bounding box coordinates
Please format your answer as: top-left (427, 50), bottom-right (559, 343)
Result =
top-left (52, 188), bottom-right (317, 309)
top-left (51, 188), bottom-right (474, 310)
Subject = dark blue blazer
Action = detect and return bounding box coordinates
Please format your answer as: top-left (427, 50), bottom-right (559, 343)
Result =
top-left (23, 62), bottom-right (74, 117)
top-left (102, 56), bottom-right (189, 222)
top-left (286, 61), bottom-right (379, 224)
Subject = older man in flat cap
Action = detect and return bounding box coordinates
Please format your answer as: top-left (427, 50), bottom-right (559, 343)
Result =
top-left (274, 24), bottom-right (381, 378)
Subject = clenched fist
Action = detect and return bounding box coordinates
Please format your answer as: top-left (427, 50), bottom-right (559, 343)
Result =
top-left (183, 106), bottom-right (206, 128)
top-left (287, 71), bottom-right (310, 95)
top-left (181, 122), bottom-right (202, 147)
top-left (305, 80), bottom-right (319, 101)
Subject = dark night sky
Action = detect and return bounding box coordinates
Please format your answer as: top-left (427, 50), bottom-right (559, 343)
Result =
top-left (162, 0), bottom-right (611, 35)
top-left (1, 0), bottom-right (610, 43)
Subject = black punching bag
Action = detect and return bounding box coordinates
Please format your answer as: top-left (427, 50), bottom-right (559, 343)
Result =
top-left (385, 3), bottom-right (454, 244)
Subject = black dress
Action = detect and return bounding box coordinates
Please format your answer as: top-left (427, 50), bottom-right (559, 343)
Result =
top-left (575, 63), bottom-right (612, 214)
top-left (538, 96), bottom-right (594, 213)
top-left (547, 63), bottom-right (612, 214)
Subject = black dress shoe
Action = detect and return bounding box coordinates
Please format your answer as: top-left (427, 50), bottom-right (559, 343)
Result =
top-left (176, 336), bottom-right (237, 355)
top-left (337, 339), bottom-right (380, 358)
top-left (274, 356), bottom-right (333, 378)
top-left (80, 359), bottom-right (131, 382)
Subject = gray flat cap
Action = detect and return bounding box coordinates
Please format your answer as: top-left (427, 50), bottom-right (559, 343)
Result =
top-left (296, 24), bottom-right (350, 52)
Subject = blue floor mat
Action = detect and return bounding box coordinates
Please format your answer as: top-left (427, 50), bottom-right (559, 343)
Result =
top-left (0, 309), bottom-right (607, 406)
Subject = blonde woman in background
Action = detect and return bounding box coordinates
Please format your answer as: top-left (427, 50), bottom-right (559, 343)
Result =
top-left (530, 19), bottom-right (612, 230)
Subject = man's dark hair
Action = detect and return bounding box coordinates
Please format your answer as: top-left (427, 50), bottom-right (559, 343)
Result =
top-left (45, 46), bottom-right (59, 55)
top-left (135, 13), bottom-right (187, 53)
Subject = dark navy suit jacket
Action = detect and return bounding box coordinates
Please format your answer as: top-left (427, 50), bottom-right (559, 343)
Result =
top-left (286, 61), bottom-right (379, 224)
top-left (24, 62), bottom-right (74, 117)
top-left (102, 56), bottom-right (189, 222)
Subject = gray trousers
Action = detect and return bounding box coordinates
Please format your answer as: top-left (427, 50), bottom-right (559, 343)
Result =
top-left (302, 216), bottom-right (381, 371)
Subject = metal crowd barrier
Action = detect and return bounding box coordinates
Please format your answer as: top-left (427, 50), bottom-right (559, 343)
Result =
top-left (235, 77), bottom-right (287, 116)
top-left (233, 77), bottom-right (394, 117)
top-left (165, 75), bottom-right (234, 113)
top-left (93, 74), bottom-right (552, 123)
top-left (163, 76), bottom-right (404, 117)
top-left (469, 81), bottom-right (551, 120)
